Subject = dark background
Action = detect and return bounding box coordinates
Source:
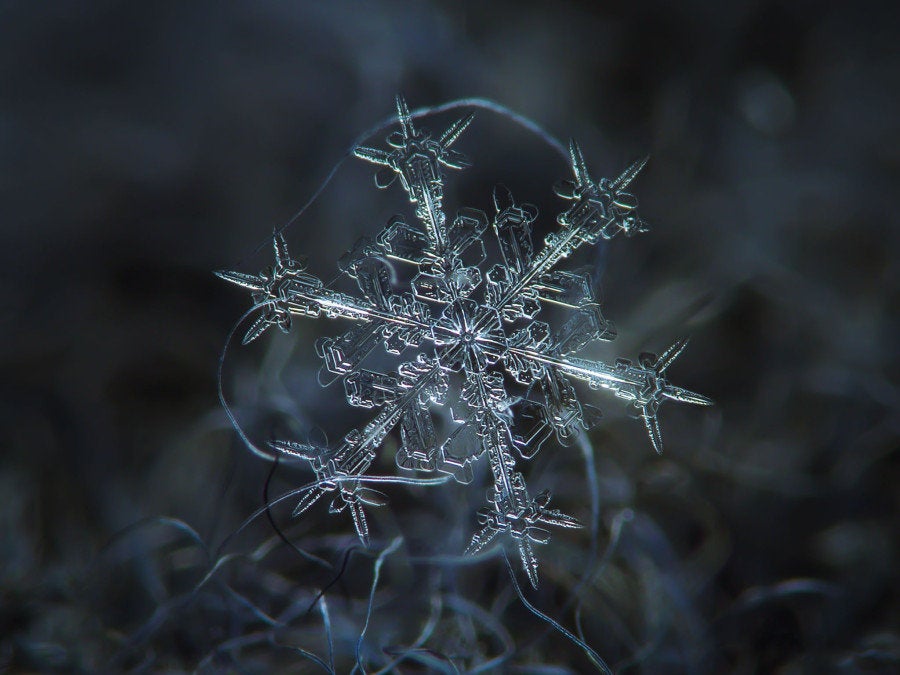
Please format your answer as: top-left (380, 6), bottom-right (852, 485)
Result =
top-left (1, 1), bottom-right (897, 672)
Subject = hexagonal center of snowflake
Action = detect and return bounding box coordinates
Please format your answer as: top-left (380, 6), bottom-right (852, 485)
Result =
top-left (432, 298), bottom-right (507, 372)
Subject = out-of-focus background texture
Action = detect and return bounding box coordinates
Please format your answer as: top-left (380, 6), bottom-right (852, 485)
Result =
top-left (1, 1), bottom-right (897, 672)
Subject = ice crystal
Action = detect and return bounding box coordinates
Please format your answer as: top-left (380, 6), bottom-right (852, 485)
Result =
top-left (217, 95), bottom-right (712, 588)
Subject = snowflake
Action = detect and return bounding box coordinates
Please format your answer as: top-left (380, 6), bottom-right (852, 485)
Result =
top-left (217, 95), bottom-right (712, 588)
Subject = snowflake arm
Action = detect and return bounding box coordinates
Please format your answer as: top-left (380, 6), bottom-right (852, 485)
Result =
top-left (499, 337), bottom-right (713, 454)
top-left (353, 94), bottom-right (475, 254)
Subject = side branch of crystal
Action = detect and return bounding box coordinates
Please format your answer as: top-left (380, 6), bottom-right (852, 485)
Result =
top-left (217, 97), bottom-right (712, 587)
